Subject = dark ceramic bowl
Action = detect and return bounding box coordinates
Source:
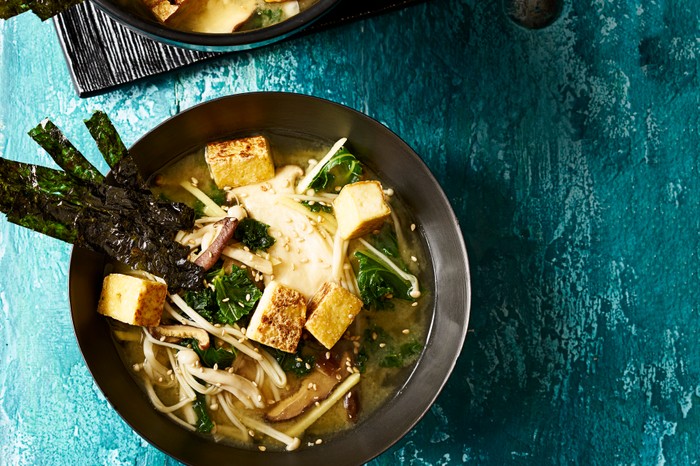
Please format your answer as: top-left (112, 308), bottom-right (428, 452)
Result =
top-left (69, 92), bottom-right (471, 465)
top-left (92, 0), bottom-right (340, 51)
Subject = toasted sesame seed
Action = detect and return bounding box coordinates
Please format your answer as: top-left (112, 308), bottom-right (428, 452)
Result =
top-left (402, 329), bottom-right (410, 334)
top-left (249, 430), bottom-right (255, 437)
top-left (410, 223), bottom-right (416, 231)
top-left (379, 343), bottom-right (386, 348)
top-left (258, 446), bottom-right (266, 452)
top-left (315, 438), bottom-right (323, 445)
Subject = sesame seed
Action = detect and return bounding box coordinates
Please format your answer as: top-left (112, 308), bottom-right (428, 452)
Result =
top-left (210, 403), bottom-right (218, 410)
top-left (308, 382), bottom-right (314, 389)
top-left (258, 446), bottom-right (266, 452)
top-left (305, 363), bottom-right (311, 370)
top-left (402, 329), bottom-right (410, 334)
top-left (246, 294), bottom-right (251, 301)
top-left (325, 351), bottom-right (331, 359)
top-left (379, 343), bottom-right (386, 348)
top-left (411, 256), bottom-right (418, 262)
top-left (158, 377), bottom-right (163, 383)
top-left (249, 430), bottom-right (255, 437)
top-left (315, 438), bottom-right (323, 445)
top-left (222, 298), bottom-right (230, 302)
top-left (213, 364), bottom-right (219, 370)
top-left (412, 302), bottom-right (419, 307)
top-left (410, 223), bottom-right (416, 231)
top-left (372, 332), bottom-right (377, 340)
top-left (190, 177), bottom-right (198, 186)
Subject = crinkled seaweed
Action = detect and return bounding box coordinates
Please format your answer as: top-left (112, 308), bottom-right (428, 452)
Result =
top-left (1, 0), bottom-right (84, 21)
top-left (0, 112), bottom-right (204, 291)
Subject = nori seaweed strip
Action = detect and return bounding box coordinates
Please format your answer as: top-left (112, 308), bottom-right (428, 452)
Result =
top-left (0, 157), bottom-right (100, 207)
top-left (29, 0), bottom-right (84, 20)
top-left (75, 203), bottom-right (204, 290)
top-left (4, 188), bottom-right (80, 243)
top-left (28, 119), bottom-right (105, 184)
top-left (84, 111), bottom-right (128, 169)
top-left (0, 1), bottom-right (29, 20)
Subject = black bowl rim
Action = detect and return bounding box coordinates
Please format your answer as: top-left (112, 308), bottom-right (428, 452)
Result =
top-left (69, 91), bottom-right (471, 465)
top-left (91, 0), bottom-right (341, 51)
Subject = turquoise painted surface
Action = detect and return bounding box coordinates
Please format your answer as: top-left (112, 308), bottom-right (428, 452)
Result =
top-left (1, 0), bottom-right (699, 464)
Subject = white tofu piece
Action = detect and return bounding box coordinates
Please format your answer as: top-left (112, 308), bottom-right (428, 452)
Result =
top-left (97, 274), bottom-right (167, 327)
top-left (246, 281), bottom-right (306, 353)
top-left (333, 180), bottom-right (391, 240)
top-left (205, 135), bottom-right (275, 188)
top-left (305, 282), bottom-right (363, 349)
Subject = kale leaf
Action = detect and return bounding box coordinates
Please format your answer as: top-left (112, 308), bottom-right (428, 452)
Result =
top-left (355, 251), bottom-right (413, 309)
top-left (183, 266), bottom-right (261, 325)
top-left (269, 344), bottom-right (315, 377)
top-left (182, 339), bottom-right (236, 369)
top-left (193, 393), bottom-right (214, 433)
top-left (308, 147), bottom-right (362, 192)
top-left (357, 325), bottom-right (422, 372)
top-left (234, 217), bottom-right (275, 252)
top-left (301, 200), bottom-right (333, 214)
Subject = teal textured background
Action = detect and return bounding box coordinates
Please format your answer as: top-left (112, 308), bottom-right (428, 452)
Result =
top-left (1, 0), bottom-right (699, 464)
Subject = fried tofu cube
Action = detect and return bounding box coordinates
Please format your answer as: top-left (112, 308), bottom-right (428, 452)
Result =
top-left (97, 274), bottom-right (167, 327)
top-left (246, 281), bottom-right (306, 353)
top-left (141, 0), bottom-right (182, 22)
top-left (333, 181), bottom-right (391, 240)
top-left (305, 282), bottom-right (363, 350)
top-left (205, 135), bottom-right (275, 189)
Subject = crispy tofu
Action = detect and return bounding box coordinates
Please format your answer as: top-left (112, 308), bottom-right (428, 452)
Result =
top-left (97, 274), bottom-right (167, 327)
top-left (333, 180), bottom-right (391, 240)
top-left (205, 135), bottom-right (275, 189)
top-left (141, 0), bottom-right (182, 22)
top-left (246, 281), bottom-right (306, 353)
top-left (305, 282), bottom-right (363, 350)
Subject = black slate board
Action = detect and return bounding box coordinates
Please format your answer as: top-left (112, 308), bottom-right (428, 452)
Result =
top-left (54, 0), bottom-right (426, 97)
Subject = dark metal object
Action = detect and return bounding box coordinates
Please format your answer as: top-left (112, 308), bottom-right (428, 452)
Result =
top-left (504, 0), bottom-right (563, 29)
top-left (69, 92), bottom-right (471, 466)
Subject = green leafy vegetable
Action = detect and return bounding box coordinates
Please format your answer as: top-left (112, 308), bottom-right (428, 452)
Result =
top-left (211, 266), bottom-right (262, 324)
top-left (270, 345), bottom-right (315, 377)
top-left (234, 218), bottom-right (275, 252)
top-left (193, 393), bottom-right (214, 433)
top-left (184, 266), bottom-right (261, 325)
top-left (380, 341), bottom-right (423, 368)
top-left (370, 223), bottom-right (400, 259)
top-left (183, 288), bottom-right (217, 322)
top-left (182, 339), bottom-right (236, 369)
top-left (308, 147), bottom-right (363, 192)
top-left (301, 200), bottom-right (333, 214)
top-left (355, 251), bottom-right (414, 309)
top-left (357, 325), bottom-right (422, 372)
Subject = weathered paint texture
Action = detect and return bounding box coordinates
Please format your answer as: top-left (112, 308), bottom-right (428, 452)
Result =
top-left (1, 0), bottom-right (699, 464)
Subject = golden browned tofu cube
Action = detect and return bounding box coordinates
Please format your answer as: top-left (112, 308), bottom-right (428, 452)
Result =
top-left (141, 0), bottom-right (182, 22)
top-left (205, 135), bottom-right (275, 188)
top-left (333, 181), bottom-right (391, 240)
top-left (97, 274), bottom-right (167, 327)
top-left (246, 281), bottom-right (306, 353)
top-left (305, 282), bottom-right (363, 349)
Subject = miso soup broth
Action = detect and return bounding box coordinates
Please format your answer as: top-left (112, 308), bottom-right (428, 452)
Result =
top-left (106, 130), bottom-right (432, 451)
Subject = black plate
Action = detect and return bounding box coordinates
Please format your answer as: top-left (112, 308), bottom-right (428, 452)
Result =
top-left (69, 92), bottom-right (471, 466)
top-left (92, 0), bottom-right (340, 52)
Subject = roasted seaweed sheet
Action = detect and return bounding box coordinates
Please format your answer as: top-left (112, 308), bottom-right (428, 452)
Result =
top-left (0, 111), bottom-right (205, 291)
top-left (0, 0), bottom-right (84, 21)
